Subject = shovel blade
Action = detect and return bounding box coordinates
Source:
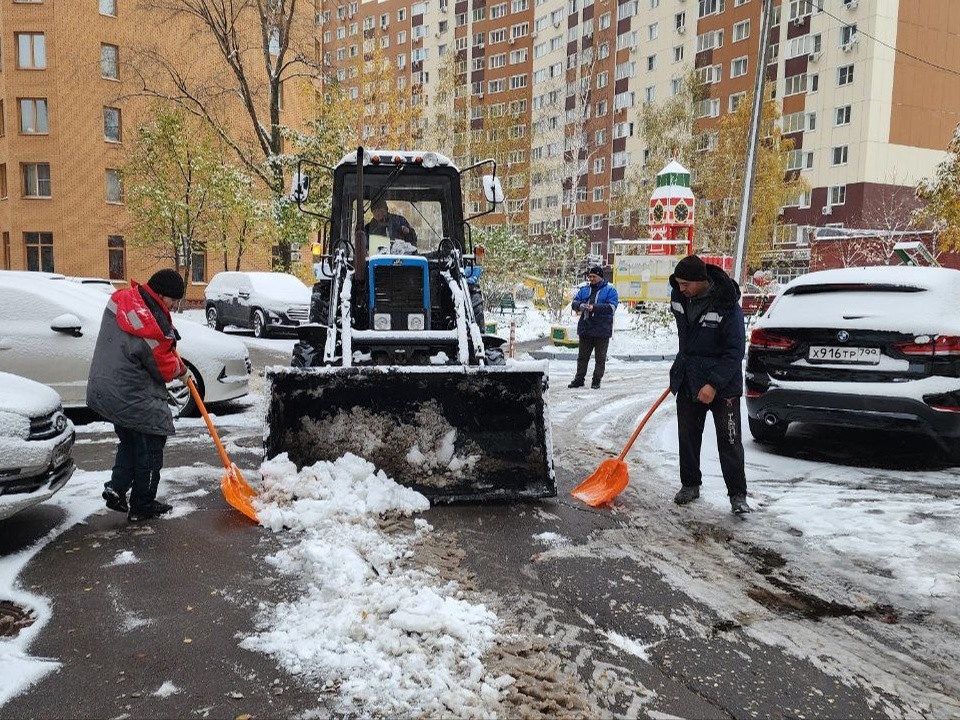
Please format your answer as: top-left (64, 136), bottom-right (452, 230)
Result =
top-left (222, 463), bottom-right (259, 523)
top-left (570, 459), bottom-right (629, 507)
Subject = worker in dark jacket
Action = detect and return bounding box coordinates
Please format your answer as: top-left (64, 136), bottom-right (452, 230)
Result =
top-left (87, 269), bottom-right (187, 522)
top-left (668, 255), bottom-right (750, 514)
top-left (569, 265), bottom-right (619, 389)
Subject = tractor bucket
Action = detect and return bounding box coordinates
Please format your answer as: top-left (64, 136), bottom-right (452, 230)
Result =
top-left (264, 363), bottom-right (555, 503)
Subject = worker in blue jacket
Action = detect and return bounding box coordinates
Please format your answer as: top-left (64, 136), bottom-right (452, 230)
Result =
top-left (668, 255), bottom-right (750, 515)
top-left (569, 265), bottom-right (618, 389)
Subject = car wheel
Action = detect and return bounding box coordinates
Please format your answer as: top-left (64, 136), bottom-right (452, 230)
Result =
top-left (166, 361), bottom-right (204, 417)
top-left (206, 304), bottom-right (223, 331)
top-left (748, 415), bottom-right (789, 443)
top-left (252, 309), bottom-right (269, 339)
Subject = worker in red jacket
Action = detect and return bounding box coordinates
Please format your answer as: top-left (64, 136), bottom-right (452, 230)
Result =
top-left (87, 269), bottom-right (187, 522)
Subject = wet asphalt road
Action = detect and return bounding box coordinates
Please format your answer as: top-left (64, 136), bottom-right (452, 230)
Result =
top-left (0, 340), bottom-right (905, 719)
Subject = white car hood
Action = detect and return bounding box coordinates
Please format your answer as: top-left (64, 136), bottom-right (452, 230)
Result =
top-left (0, 371), bottom-right (61, 417)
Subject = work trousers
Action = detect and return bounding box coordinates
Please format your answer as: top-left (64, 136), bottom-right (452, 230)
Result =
top-left (676, 388), bottom-right (747, 497)
top-left (106, 425), bottom-right (168, 512)
top-left (573, 336), bottom-right (611, 383)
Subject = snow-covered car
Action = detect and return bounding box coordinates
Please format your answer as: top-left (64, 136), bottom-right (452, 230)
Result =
top-left (0, 371), bottom-right (75, 521)
top-left (204, 271), bottom-right (311, 338)
top-left (746, 266), bottom-right (960, 461)
top-left (0, 271), bottom-right (251, 415)
top-left (58, 276), bottom-right (117, 295)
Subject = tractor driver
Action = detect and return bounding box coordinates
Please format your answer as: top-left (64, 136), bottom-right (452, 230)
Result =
top-left (366, 197), bottom-right (418, 252)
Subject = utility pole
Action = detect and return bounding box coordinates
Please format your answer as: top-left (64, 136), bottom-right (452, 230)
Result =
top-left (732, 0), bottom-right (775, 286)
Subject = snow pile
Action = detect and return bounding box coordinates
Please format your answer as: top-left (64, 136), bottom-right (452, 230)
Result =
top-left (243, 453), bottom-right (509, 717)
top-left (108, 551), bottom-right (139, 566)
top-left (152, 681), bottom-right (180, 698)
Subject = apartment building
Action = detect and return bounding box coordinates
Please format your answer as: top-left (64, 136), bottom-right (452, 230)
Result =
top-left (2, 0), bottom-right (956, 283)
top-left (320, 0), bottom-right (958, 266)
top-left (0, 0), bottom-right (310, 298)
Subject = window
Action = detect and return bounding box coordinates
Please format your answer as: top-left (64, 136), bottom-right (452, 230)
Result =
top-left (696, 29), bottom-right (723, 52)
top-left (786, 150), bottom-right (814, 171)
top-left (838, 64), bottom-right (854, 86)
top-left (489, 54), bottom-right (506, 69)
top-left (22, 163), bottom-right (51, 197)
top-left (675, 12), bottom-right (686, 30)
top-left (191, 245), bottom-right (206, 284)
top-left (729, 91), bottom-right (746, 112)
top-left (108, 235), bottom-right (125, 280)
top-left (698, 0), bottom-right (724, 17)
top-left (831, 145), bottom-right (848, 165)
top-left (731, 56), bottom-right (748, 77)
top-left (0, 101), bottom-right (4, 136)
top-left (647, 55), bottom-right (656, 71)
top-left (644, 86), bottom-right (655, 103)
top-left (733, 20), bottom-right (750, 41)
top-left (19, 98), bottom-right (48, 134)
top-left (785, 72), bottom-right (817, 96)
top-left (673, 45), bottom-right (684, 63)
top-left (782, 110), bottom-right (816, 133)
top-left (648, 22), bottom-right (658, 40)
top-left (101, 44), bottom-right (119, 79)
top-left (594, 157), bottom-right (606, 173)
top-left (840, 23), bottom-right (857, 47)
top-left (16, 33), bottom-right (47, 69)
top-left (491, 3), bottom-right (507, 18)
top-left (100, 0), bottom-right (117, 16)
top-left (472, 7), bottom-right (485, 20)
top-left (697, 63), bottom-right (722, 84)
top-left (2, 233), bottom-right (9, 270)
top-left (0, 165), bottom-right (6, 199)
top-left (829, 185), bottom-right (846, 205)
top-left (672, 77), bottom-right (683, 96)
top-left (105, 169), bottom-right (122, 203)
top-left (835, 105), bottom-right (851, 126)
top-left (489, 28), bottom-right (505, 44)
top-left (103, 107), bottom-right (121, 142)
top-left (24, 232), bottom-right (54, 273)
top-left (695, 98), bottom-right (720, 118)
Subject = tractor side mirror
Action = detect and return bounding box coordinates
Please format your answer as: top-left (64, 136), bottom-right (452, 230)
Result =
top-left (290, 172), bottom-right (311, 203)
top-left (482, 175), bottom-right (504, 204)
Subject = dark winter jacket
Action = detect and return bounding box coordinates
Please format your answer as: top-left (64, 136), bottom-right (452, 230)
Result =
top-left (86, 283), bottom-right (186, 436)
top-left (668, 263), bottom-right (745, 398)
top-left (365, 213), bottom-right (418, 244)
top-left (572, 280), bottom-right (619, 338)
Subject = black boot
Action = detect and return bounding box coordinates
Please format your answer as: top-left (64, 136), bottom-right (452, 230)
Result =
top-left (102, 487), bottom-right (129, 513)
top-left (568, 379), bottom-right (585, 388)
top-left (673, 486), bottom-right (700, 505)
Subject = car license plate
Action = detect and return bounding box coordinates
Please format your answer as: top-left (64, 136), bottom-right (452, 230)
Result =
top-left (807, 346), bottom-right (881, 364)
top-left (52, 437), bottom-right (73, 468)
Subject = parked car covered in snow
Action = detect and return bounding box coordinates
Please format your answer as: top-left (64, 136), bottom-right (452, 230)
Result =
top-left (204, 271), bottom-right (311, 338)
top-left (0, 371), bottom-right (75, 520)
top-left (746, 266), bottom-right (960, 461)
top-left (0, 271), bottom-right (251, 415)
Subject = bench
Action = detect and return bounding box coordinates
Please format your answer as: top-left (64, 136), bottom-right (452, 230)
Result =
top-left (497, 295), bottom-right (526, 315)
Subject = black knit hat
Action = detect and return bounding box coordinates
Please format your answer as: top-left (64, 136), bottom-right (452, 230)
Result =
top-left (673, 255), bottom-right (708, 282)
top-left (587, 265), bottom-right (604, 278)
top-left (147, 269), bottom-right (186, 299)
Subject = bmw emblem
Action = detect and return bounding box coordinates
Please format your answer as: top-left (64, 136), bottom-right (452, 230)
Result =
top-left (55, 414), bottom-right (67, 432)
top-left (836, 330), bottom-right (849, 343)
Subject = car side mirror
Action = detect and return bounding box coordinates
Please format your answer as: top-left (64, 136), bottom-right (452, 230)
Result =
top-left (51, 313), bottom-right (83, 337)
top-left (238, 291), bottom-right (250, 299)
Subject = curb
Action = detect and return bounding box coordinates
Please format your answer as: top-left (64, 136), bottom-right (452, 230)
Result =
top-left (529, 351), bottom-right (677, 362)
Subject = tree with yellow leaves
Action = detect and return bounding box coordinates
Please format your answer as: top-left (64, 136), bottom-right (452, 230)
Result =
top-left (915, 123), bottom-right (960, 253)
top-left (696, 85), bottom-right (808, 268)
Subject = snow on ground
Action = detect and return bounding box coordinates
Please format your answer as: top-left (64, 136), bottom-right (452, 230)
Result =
top-left (241, 453), bottom-right (510, 717)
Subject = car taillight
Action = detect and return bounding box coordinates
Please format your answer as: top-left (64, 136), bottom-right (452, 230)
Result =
top-left (749, 328), bottom-right (797, 351)
top-left (923, 391), bottom-right (960, 412)
top-left (894, 335), bottom-right (960, 356)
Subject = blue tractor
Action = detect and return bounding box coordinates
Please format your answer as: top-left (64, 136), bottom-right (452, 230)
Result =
top-left (265, 148), bottom-right (554, 502)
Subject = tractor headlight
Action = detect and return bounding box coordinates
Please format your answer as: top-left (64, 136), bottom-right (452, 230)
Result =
top-left (373, 313), bottom-right (392, 330)
top-left (407, 313), bottom-right (425, 331)
top-left (421, 152), bottom-right (440, 168)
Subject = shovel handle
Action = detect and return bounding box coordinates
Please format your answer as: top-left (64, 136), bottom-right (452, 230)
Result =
top-left (617, 387), bottom-right (671, 461)
top-left (185, 376), bottom-right (233, 471)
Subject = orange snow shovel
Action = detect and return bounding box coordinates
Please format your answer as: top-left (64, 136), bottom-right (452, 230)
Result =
top-left (184, 374), bottom-right (259, 524)
top-left (571, 387), bottom-right (671, 507)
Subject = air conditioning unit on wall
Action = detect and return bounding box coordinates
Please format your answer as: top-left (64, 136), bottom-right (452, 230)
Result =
top-left (821, 205), bottom-right (832, 215)
top-left (808, 51), bottom-right (821, 62)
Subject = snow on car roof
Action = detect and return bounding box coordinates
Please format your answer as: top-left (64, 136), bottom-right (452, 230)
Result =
top-left (761, 266), bottom-right (960, 335)
top-left (245, 272), bottom-right (311, 298)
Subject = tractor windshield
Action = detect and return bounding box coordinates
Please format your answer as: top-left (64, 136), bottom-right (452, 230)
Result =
top-left (339, 169), bottom-right (460, 254)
